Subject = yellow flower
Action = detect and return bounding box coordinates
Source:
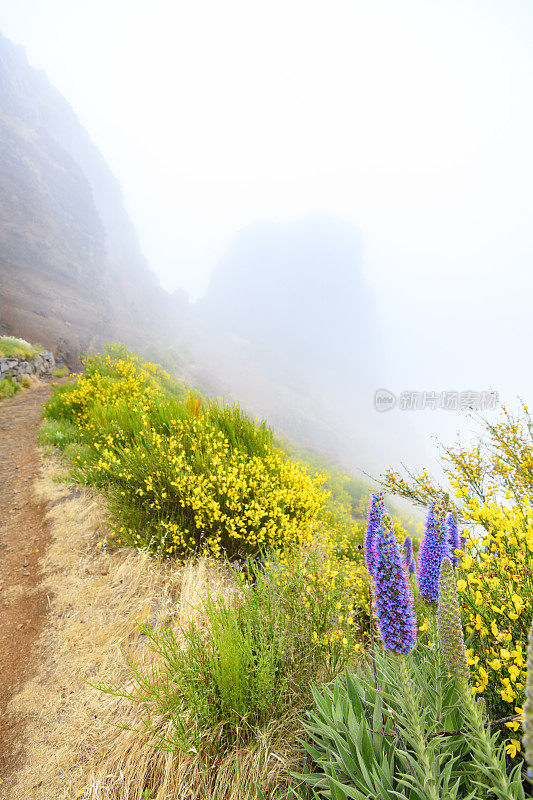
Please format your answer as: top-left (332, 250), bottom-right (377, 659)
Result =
top-left (501, 689), bottom-right (514, 703)
top-left (457, 579), bottom-right (467, 592)
top-left (505, 720), bottom-right (521, 732)
top-left (505, 739), bottom-right (521, 758)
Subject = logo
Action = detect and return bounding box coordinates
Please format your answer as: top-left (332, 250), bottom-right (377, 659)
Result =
top-left (374, 388), bottom-right (396, 412)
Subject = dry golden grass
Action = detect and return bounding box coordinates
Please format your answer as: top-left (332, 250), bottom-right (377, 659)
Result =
top-left (8, 456), bottom-right (302, 800)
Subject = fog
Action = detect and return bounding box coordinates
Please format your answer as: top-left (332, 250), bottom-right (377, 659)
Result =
top-left (3, 0), bottom-right (533, 481)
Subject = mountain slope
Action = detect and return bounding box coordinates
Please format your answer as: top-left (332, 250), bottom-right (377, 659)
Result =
top-left (0, 31), bottom-right (185, 363)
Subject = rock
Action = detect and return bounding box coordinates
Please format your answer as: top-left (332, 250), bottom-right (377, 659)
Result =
top-left (0, 350), bottom-right (55, 381)
top-left (0, 358), bottom-right (18, 375)
top-left (30, 355), bottom-right (44, 374)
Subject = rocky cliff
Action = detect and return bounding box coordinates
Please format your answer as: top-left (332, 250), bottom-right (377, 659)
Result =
top-left (0, 31), bottom-right (185, 365)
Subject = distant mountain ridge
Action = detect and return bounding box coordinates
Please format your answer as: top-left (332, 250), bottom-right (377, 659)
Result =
top-left (0, 31), bottom-right (185, 364)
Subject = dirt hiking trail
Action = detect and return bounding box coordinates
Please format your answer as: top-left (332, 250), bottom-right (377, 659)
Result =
top-left (0, 383), bottom-right (52, 790)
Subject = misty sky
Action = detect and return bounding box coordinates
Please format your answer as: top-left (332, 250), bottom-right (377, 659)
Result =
top-left (2, 0), bottom-right (533, 452)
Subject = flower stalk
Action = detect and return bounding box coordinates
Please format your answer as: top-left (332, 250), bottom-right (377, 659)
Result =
top-left (364, 491), bottom-right (384, 578)
top-left (437, 555), bottom-right (519, 799)
top-left (437, 557), bottom-right (469, 681)
top-left (445, 513), bottom-right (461, 567)
top-left (372, 512), bottom-right (416, 655)
top-left (417, 497), bottom-right (449, 604)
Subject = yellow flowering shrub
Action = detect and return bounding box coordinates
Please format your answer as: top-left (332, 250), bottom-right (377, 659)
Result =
top-left (46, 346), bottom-right (328, 560)
top-left (45, 344), bottom-right (166, 427)
top-left (102, 412), bottom-right (327, 559)
top-left (455, 499), bottom-right (532, 719)
top-left (381, 402), bottom-right (533, 724)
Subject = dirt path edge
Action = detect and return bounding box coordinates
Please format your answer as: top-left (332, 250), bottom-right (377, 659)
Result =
top-left (0, 383), bottom-right (53, 790)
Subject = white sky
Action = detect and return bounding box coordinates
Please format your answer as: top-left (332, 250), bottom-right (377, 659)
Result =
top-left (2, 0), bottom-right (533, 436)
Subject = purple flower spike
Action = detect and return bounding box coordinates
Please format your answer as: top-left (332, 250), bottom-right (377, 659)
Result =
top-left (365, 492), bottom-right (384, 578)
top-left (445, 513), bottom-right (461, 567)
top-left (417, 497), bottom-right (449, 604)
top-left (402, 536), bottom-right (416, 574)
top-left (373, 513), bottom-right (417, 655)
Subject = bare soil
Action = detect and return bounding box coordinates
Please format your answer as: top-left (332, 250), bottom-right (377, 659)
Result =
top-left (0, 383), bottom-right (52, 791)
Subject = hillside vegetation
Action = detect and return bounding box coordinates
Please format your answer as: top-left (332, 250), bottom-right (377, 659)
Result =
top-left (0, 335), bottom-right (39, 359)
top-left (42, 345), bottom-right (387, 655)
top-left (40, 345), bottom-right (533, 799)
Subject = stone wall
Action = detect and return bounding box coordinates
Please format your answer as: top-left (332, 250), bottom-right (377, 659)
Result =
top-left (0, 351), bottom-right (55, 383)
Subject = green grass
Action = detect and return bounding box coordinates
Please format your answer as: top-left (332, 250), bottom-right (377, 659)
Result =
top-left (51, 366), bottom-right (69, 378)
top-left (99, 572), bottom-right (288, 753)
top-left (97, 558), bottom-right (348, 758)
top-left (0, 377), bottom-right (21, 400)
top-left (0, 336), bottom-right (39, 360)
top-left (39, 419), bottom-right (80, 450)
top-left (43, 382), bottom-right (81, 425)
